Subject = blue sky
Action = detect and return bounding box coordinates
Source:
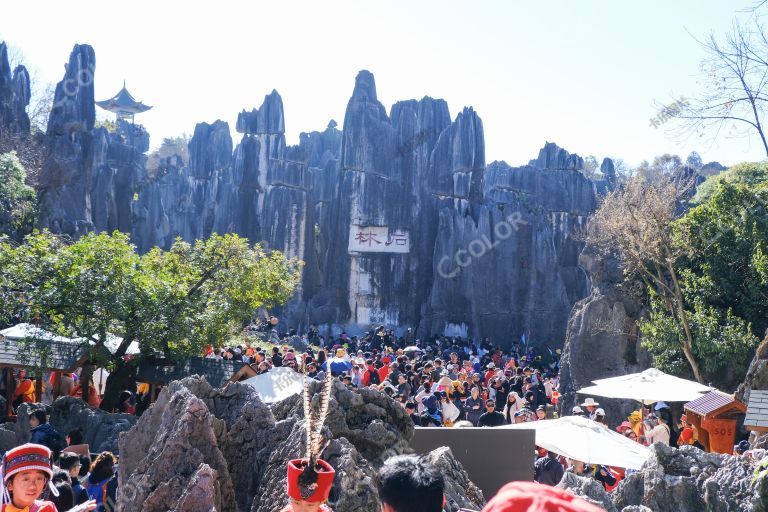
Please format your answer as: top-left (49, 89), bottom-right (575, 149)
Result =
top-left (2, 1), bottom-right (765, 167)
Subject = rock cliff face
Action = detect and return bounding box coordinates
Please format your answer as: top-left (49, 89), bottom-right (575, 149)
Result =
top-left (33, 44), bottom-right (601, 345)
top-left (116, 375), bottom-right (484, 512)
top-left (558, 241), bottom-right (651, 419)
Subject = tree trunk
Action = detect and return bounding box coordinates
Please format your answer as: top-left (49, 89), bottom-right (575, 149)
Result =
top-left (99, 359), bottom-right (134, 412)
top-left (81, 363), bottom-right (94, 405)
top-left (667, 260), bottom-right (705, 383)
top-left (98, 332), bottom-right (139, 412)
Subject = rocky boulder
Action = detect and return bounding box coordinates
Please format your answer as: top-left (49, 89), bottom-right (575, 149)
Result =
top-left (557, 472), bottom-right (616, 512)
top-left (423, 446), bottom-right (485, 512)
top-left (272, 379), bottom-right (414, 466)
top-left (117, 380), bottom-right (236, 512)
top-left (0, 398), bottom-right (136, 455)
top-left (117, 376), bottom-right (484, 512)
top-left (558, 241), bottom-right (651, 424)
top-left (611, 444), bottom-right (767, 511)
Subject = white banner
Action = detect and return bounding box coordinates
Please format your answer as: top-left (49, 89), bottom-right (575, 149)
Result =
top-left (348, 225), bottom-right (410, 253)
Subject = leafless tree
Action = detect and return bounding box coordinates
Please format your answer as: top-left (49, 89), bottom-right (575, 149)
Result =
top-left (672, 20), bottom-right (768, 156)
top-left (586, 171), bottom-right (705, 382)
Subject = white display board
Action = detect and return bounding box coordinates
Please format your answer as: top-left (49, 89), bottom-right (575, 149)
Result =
top-left (348, 225), bottom-right (410, 253)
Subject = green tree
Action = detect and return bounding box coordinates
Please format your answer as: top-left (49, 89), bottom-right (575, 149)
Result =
top-left (0, 151), bottom-right (36, 239)
top-left (0, 231), bottom-right (302, 410)
top-left (639, 179), bottom-right (768, 388)
top-left (693, 161), bottom-right (768, 203)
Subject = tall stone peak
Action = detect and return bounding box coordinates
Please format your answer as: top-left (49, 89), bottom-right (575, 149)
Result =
top-left (350, 69), bottom-right (378, 103)
top-left (236, 89), bottom-right (285, 135)
top-left (529, 141), bottom-right (584, 171)
top-left (0, 42), bottom-right (31, 135)
top-left (47, 44), bottom-right (95, 136)
top-left (189, 120), bottom-right (233, 180)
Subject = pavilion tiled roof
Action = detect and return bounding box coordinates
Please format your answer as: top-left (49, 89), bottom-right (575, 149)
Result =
top-left (685, 390), bottom-right (744, 417)
top-left (745, 390), bottom-right (768, 430)
top-left (0, 336), bottom-right (88, 372)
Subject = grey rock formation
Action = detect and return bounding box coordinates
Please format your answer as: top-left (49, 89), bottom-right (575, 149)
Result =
top-left (272, 379), bottom-right (414, 466)
top-left (116, 375), bottom-right (482, 512)
top-left (558, 241), bottom-right (651, 422)
top-left (0, 41), bottom-right (31, 135)
top-left (736, 332), bottom-right (768, 404)
top-left (557, 472), bottom-right (617, 512)
top-left (611, 444), bottom-right (768, 511)
top-left (0, 399), bottom-right (136, 455)
top-left (424, 446), bottom-right (485, 512)
top-left (118, 379), bottom-right (235, 512)
top-left (38, 44), bottom-right (149, 239)
top-left (34, 45), bottom-right (600, 345)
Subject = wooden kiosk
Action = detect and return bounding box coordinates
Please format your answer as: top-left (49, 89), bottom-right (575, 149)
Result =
top-left (684, 391), bottom-right (746, 454)
top-left (0, 331), bottom-right (90, 417)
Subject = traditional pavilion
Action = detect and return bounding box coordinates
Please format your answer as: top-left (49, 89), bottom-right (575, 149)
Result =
top-left (96, 81), bottom-right (152, 123)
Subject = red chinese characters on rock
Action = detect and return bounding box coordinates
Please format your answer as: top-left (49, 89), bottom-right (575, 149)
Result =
top-left (354, 231), bottom-right (382, 247)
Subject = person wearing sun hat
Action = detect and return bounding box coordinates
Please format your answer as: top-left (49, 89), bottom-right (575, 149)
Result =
top-left (580, 398), bottom-right (600, 420)
top-left (0, 443), bottom-right (63, 512)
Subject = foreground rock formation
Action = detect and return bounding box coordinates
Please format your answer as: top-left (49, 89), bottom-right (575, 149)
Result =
top-left (0, 397), bottom-right (137, 455)
top-left (117, 376), bottom-right (485, 512)
top-left (559, 443), bottom-right (768, 512)
top-left (30, 42), bottom-right (608, 345)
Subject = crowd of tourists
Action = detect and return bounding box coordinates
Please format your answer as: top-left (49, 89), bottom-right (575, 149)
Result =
top-left (208, 325), bottom-right (562, 427)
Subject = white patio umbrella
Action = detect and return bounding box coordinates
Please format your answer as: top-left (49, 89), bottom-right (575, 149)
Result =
top-left (500, 416), bottom-right (650, 470)
top-left (241, 367), bottom-right (304, 404)
top-left (92, 368), bottom-right (110, 395)
top-left (577, 368), bottom-right (712, 404)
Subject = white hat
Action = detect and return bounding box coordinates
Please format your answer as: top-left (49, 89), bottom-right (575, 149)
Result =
top-left (595, 408), bottom-right (605, 416)
top-left (580, 397), bottom-right (599, 407)
top-left (572, 406), bottom-right (584, 414)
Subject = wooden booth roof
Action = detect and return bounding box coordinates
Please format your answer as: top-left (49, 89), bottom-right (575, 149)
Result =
top-left (685, 390), bottom-right (746, 418)
top-left (0, 336), bottom-right (89, 372)
top-left (135, 357), bottom-right (246, 388)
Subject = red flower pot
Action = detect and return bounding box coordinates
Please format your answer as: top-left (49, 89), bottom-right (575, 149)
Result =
top-left (287, 458), bottom-right (335, 503)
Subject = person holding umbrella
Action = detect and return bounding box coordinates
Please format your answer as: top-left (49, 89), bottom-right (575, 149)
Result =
top-left (323, 348), bottom-right (352, 377)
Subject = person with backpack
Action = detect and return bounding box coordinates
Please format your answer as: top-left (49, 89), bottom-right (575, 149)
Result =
top-left (86, 452), bottom-right (117, 511)
top-left (29, 410), bottom-right (67, 460)
top-left (362, 360), bottom-right (381, 386)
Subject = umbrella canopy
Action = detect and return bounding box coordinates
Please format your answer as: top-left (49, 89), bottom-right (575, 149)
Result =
top-left (241, 367), bottom-right (304, 404)
top-left (500, 416), bottom-right (650, 470)
top-left (578, 368), bottom-right (712, 404)
top-left (325, 357), bottom-right (352, 376)
top-left (403, 346), bottom-right (423, 353)
top-left (93, 368), bottom-right (110, 395)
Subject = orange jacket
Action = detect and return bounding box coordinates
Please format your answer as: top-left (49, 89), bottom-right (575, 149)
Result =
top-left (13, 379), bottom-right (35, 403)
